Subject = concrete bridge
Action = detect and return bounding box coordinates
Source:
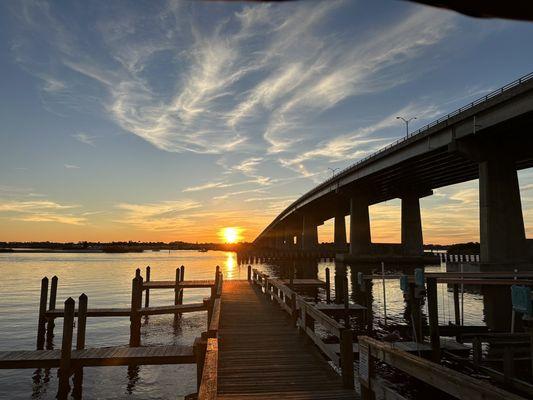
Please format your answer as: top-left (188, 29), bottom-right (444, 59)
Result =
top-left (254, 72), bottom-right (533, 269)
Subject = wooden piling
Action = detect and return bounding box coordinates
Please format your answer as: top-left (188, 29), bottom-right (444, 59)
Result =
top-left (73, 293), bottom-right (87, 400)
top-left (453, 283), bottom-right (461, 342)
top-left (129, 276), bottom-right (143, 347)
top-left (363, 278), bottom-right (373, 334)
top-left (174, 267), bottom-right (181, 307)
top-left (340, 328), bottom-right (354, 389)
top-left (57, 297), bottom-right (75, 399)
top-left (247, 265), bottom-right (251, 281)
top-left (46, 275), bottom-right (58, 348)
top-left (343, 275), bottom-right (350, 328)
top-left (76, 294), bottom-right (88, 350)
top-left (36, 277), bottom-right (49, 350)
top-left (179, 265), bottom-right (185, 304)
top-left (408, 283), bottom-right (422, 343)
top-left (289, 262), bottom-right (294, 288)
top-left (325, 267), bottom-right (331, 304)
top-left (194, 337), bottom-right (207, 391)
top-left (145, 266), bottom-right (151, 308)
top-left (426, 277), bottom-right (441, 362)
top-left (291, 293), bottom-right (298, 327)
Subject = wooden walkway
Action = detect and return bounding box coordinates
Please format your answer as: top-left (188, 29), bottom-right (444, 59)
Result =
top-left (217, 280), bottom-right (357, 399)
top-left (0, 345), bottom-right (194, 369)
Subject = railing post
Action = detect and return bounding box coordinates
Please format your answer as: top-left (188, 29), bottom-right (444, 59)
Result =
top-left (426, 277), bottom-right (441, 362)
top-left (73, 293), bottom-right (87, 399)
top-left (36, 277), bottom-right (49, 350)
top-left (57, 297), bottom-right (75, 399)
top-left (129, 276), bottom-right (143, 347)
top-left (343, 275), bottom-right (350, 329)
top-left (453, 283), bottom-right (461, 341)
top-left (340, 328), bottom-right (354, 389)
top-left (194, 337), bottom-right (207, 391)
top-left (247, 265), bottom-right (251, 281)
top-left (145, 266), bottom-right (151, 308)
top-left (46, 275), bottom-right (58, 348)
top-left (174, 267), bottom-right (181, 322)
top-left (291, 293), bottom-right (298, 327)
top-left (325, 267), bottom-right (331, 304)
top-left (179, 265), bottom-right (185, 304)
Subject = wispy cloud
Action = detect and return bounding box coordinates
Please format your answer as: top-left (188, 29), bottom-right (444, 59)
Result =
top-left (73, 132), bottom-right (96, 146)
top-left (64, 164), bottom-right (80, 169)
top-left (114, 199), bottom-right (201, 231)
top-left (0, 200), bottom-right (86, 225)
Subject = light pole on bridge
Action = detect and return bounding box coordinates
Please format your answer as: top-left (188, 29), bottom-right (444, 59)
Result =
top-left (396, 116), bottom-right (417, 138)
top-left (328, 167), bottom-right (339, 178)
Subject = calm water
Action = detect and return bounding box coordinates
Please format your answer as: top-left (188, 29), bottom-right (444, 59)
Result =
top-left (0, 251), bottom-right (485, 399)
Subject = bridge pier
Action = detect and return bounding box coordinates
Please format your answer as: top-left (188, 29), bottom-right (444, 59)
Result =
top-left (401, 193), bottom-right (427, 256)
top-left (479, 157), bottom-right (527, 267)
top-left (301, 215), bottom-right (318, 251)
top-left (334, 213), bottom-right (347, 252)
top-left (349, 195), bottom-right (371, 256)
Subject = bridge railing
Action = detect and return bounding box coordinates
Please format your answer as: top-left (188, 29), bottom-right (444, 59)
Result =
top-left (251, 268), bottom-right (354, 388)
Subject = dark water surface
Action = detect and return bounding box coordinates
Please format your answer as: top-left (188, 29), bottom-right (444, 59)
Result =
top-left (0, 251), bottom-right (485, 399)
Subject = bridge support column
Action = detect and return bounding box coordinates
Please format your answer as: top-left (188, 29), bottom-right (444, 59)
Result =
top-left (349, 196), bottom-right (371, 255)
top-left (301, 215), bottom-right (318, 251)
top-left (479, 157), bottom-right (527, 266)
top-left (334, 213), bottom-right (347, 252)
top-left (275, 230), bottom-right (284, 249)
top-left (401, 194), bottom-right (424, 256)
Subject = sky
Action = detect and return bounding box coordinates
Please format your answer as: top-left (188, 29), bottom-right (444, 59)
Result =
top-left (0, 0), bottom-right (532, 244)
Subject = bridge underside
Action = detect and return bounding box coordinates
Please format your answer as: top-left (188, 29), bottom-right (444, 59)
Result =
top-left (256, 84), bottom-right (533, 269)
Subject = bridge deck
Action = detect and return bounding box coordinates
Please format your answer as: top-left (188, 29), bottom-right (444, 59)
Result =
top-left (217, 280), bottom-right (357, 399)
top-left (0, 345), bottom-right (194, 369)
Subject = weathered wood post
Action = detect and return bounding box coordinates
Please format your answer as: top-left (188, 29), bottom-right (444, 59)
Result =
top-left (472, 336), bottom-right (482, 370)
top-left (174, 267), bottom-right (181, 304)
top-left (363, 278), bottom-right (373, 334)
top-left (452, 283), bottom-right (461, 342)
top-left (503, 345), bottom-right (515, 384)
top-left (325, 267), bottom-right (331, 304)
top-left (247, 265), bottom-right (251, 281)
top-left (179, 265), bottom-right (185, 304)
top-left (340, 328), bottom-right (354, 389)
top-left (145, 266), bottom-right (151, 308)
top-left (73, 294), bottom-right (87, 399)
top-left (426, 277), bottom-right (441, 362)
top-left (359, 338), bottom-right (375, 400)
top-left (408, 282), bottom-right (422, 343)
top-left (193, 337), bottom-right (207, 391)
top-left (129, 275), bottom-right (143, 347)
top-left (291, 292), bottom-right (298, 327)
top-left (36, 277), bottom-right (49, 350)
top-left (46, 275), bottom-right (58, 348)
top-left (343, 275), bottom-right (350, 328)
top-left (57, 297), bottom-right (75, 399)
top-left (289, 262), bottom-right (295, 288)
top-left (76, 294), bottom-right (88, 350)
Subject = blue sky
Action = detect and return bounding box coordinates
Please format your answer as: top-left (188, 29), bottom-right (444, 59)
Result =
top-left (0, 0), bottom-right (532, 243)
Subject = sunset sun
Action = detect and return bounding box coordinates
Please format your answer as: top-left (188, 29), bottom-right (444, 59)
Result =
top-left (221, 227), bottom-right (241, 243)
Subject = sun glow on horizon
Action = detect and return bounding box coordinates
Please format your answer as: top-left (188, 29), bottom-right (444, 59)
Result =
top-left (220, 227), bottom-right (243, 243)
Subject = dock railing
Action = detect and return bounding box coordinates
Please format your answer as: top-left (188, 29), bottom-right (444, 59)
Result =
top-left (196, 269), bottom-right (223, 400)
top-left (251, 267), bottom-right (354, 388)
top-left (358, 335), bottom-right (526, 400)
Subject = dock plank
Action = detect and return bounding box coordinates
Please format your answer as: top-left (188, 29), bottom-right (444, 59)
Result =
top-left (217, 280), bottom-right (357, 399)
top-left (0, 345), bottom-right (195, 369)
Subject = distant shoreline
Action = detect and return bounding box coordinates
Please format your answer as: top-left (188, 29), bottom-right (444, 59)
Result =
top-left (0, 248), bottom-right (219, 254)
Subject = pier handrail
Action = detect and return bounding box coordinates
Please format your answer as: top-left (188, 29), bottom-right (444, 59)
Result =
top-left (251, 268), bottom-right (354, 388)
top-left (358, 335), bottom-right (526, 400)
top-left (198, 338), bottom-right (218, 400)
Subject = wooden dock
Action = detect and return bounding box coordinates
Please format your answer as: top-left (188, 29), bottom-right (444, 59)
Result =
top-left (216, 280), bottom-right (357, 399)
top-left (0, 345), bottom-right (194, 369)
